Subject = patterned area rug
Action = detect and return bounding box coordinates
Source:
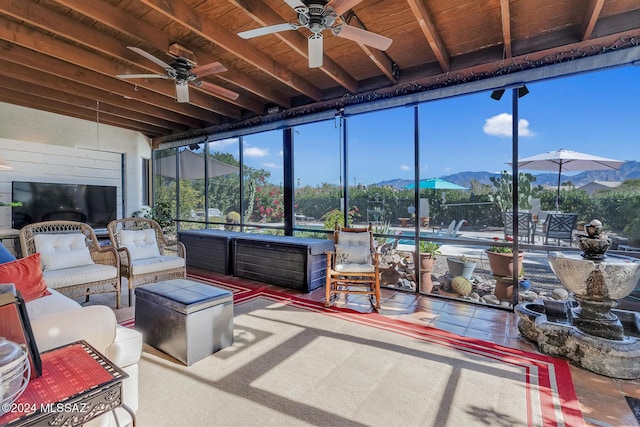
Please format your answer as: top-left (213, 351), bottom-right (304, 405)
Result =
top-left (125, 274), bottom-right (585, 426)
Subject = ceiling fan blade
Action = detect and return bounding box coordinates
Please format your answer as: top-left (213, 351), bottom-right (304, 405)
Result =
top-left (327, 0), bottom-right (364, 16)
top-left (196, 81), bottom-right (240, 100)
top-left (192, 62), bottom-right (227, 78)
top-left (284, 0), bottom-right (307, 11)
top-left (127, 46), bottom-right (173, 71)
top-left (308, 34), bottom-right (323, 68)
top-left (238, 23), bottom-right (298, 39)
top-left (332, 24), bottom-right (392, 51)
top-left (116, 73), bottom-right (167, 79)
top-left (176, 83), bottom-right (189, 103)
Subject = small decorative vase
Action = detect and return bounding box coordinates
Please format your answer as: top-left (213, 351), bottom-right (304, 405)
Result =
top-left (420, 254), bottom-right (435, 293)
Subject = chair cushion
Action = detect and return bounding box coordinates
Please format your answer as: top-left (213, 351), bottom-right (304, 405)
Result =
top-left (337, 231), bottom-right (370, 247)
top-left (120, 229), bottom-right (161, 260)
top-left (129, 255), bottom-right (185, 275)
top-left (26, 288), bottom-right (82, 319)
top-left (335, 244), bottom-right (370, 264)
top-left (0, 253), bottom-right (51, 302)
top-left (43, 264), bottom-right (118, 289)
top-left (335, 263), bottom-right (375, 273)
top-left (34, 233), bottom-right (94, 271)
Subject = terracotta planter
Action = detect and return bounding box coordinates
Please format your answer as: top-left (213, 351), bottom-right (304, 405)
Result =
top-left (486, 250), bottom-right (524, 278)
top-left (494, 275), bottom-right (515, 302)
top-left (446, 257), bottom-right (476, 280)
top-left (419, 253), bottom-right (436, 293)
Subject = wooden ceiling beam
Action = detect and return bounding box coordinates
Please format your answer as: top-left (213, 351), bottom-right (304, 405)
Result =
top-left (0, 18), bottom-right (223, 125)
top-left (230, 0), bottom-right (358, 93)
top-left (500, 0), bottom-right (512, 58)
top-left (344, 13), bottom-right (397, 84)
top-left (53, 0), bottom-right (290, 109)
top-left (0, 42), bottom-right (206, 129)
top-left (0, 2), bottom-right (242, 120)
top-left (0, 87), bottom-right (166, 136)
top-left (0, 69), bottom-right (185, 133)
top-left (406, 0), bottom-right (450, 72)
top-left (139, 0), bottom-right (323, 101)
top-left (582, 0), bottom-right (605, 41)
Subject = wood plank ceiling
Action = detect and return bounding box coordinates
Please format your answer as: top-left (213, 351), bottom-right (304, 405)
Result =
top-left (1, 0), bottom-right (639, 147)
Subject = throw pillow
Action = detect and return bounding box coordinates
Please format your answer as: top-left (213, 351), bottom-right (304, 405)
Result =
top-left (34, 233), bottom-right (94, 271)
top-left (0, 253), bottom-right (50, 302)
top-left (120, 229), bottom-right (161, 260)
top-left (0, 244), bottom-right (17, 264)
top-left (335, 244), bottom-right (370, 265)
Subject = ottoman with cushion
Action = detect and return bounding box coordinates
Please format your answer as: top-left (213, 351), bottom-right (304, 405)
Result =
top-left (134, 279), bottom-right (233, 365)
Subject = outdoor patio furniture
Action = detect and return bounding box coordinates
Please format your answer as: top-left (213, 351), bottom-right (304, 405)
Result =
top-left (502, 211), bottom-right (535, 244)
top-left (325, 224), bottom-right (380, 309)
top-left (535, 212), bottom-right (578, 246)
top-left (19, 220), bottom-right (121, 308)
top-left (135, 278), bottom-right (233, 365)
top-left (107, 218), bottom-right (186, 306)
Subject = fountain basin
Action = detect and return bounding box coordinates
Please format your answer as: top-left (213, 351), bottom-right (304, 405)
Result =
top-left (548, 252), bottom-right (640, 300)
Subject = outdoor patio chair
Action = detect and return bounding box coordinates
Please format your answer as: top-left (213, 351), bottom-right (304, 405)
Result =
top-left (19, 220), bottom-right (121, 307)
top-left (502, 211), bottom-right (535, 243)
top-left (436, 220), bottom-right (456, 237)
top-left (535, 213), bottom-right (578, 246)
top-left (325, 223), bottom-right (380, 309)
top-left (107, 218), bottom-right (186, 306)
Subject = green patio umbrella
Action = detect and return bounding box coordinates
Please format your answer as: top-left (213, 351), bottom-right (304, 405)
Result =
top-left (405, 178), bottom-right (468, 231)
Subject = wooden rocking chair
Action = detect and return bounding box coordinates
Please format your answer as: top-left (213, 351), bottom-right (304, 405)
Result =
top-left (325, 224), bottom-right (381, 309)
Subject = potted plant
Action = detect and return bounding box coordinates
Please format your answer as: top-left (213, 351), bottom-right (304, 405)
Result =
top-left (419, 241), bottom-right (440, 293)
top-left (446, 254), bottom-right (476, 280)
top-left (485, 245), bottom-right (525, 278)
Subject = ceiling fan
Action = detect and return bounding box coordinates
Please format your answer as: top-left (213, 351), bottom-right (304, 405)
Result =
top-left (116, 46), bottom-right (239, 103)
top-left (237, 0), bottom-right (392, 68)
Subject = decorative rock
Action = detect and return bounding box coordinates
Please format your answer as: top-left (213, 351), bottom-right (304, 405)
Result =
top-left (483, 294), bottom-right (500, 305)
top-left (551, 288), bottom-right (569, 300)
top-left (468, 292), bottom-right (481, 302)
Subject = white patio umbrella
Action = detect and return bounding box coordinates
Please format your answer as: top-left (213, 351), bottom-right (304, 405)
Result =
top-left (155, 149), bottom-right (239, 180)
top-left (510, 149), bottom-right (625, 210)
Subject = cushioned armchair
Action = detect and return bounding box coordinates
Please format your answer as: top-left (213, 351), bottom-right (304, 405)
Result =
top-left (19, 220), bottom-right (121, 308)
top-left (325, 224), bottom-right (380, 309)
top-left (107, 218), bottom-right (186, 306)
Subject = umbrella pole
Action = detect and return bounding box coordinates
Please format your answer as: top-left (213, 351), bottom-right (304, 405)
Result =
top-left (556, 163), bottom-right (562, 211)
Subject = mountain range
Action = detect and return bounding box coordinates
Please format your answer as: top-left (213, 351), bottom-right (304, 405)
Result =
top-left (376, 160), bottom-right (640, 190)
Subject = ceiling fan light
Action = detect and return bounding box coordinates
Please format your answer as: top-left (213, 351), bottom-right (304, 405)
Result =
top-left (308, 34), bottom-right (323, 68)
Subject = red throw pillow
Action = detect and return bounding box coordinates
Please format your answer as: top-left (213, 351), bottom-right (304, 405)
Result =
top-left (0, 253), bottom-right (51, 302)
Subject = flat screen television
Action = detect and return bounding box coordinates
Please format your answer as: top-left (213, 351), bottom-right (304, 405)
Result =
top-left (12, 181), bottom-right (117, 230)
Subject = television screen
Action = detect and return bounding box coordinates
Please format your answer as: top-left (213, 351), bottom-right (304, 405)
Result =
top-left (12, 181), bottom-right (117, 230)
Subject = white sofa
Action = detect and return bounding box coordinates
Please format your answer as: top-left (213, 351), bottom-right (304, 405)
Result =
top-left (26, 288), bottom-right (143, 427)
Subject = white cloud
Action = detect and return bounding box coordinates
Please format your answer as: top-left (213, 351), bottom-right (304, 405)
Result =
top-left (244, 145), bottom-right (270, 157)
top-left (262, 162), bottom-right (281, 169)
top-left (483, 113), bottom-right (534, 138)
top-left (400, 164), bottom-right (410, 171)
top-left (208, 138), bottom-right (237, 149)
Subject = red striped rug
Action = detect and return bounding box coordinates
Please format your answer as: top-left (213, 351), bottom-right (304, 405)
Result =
top-left (122, 273), bottom-right (584, 426)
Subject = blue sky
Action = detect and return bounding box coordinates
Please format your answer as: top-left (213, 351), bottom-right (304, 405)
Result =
top-left (229, 65), bottom-right (639, 187)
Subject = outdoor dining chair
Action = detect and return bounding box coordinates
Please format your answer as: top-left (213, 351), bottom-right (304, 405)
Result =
top-left (535, 213), bottom-right (578, 246)
top-left (502, 211), bottom-right (535, 244)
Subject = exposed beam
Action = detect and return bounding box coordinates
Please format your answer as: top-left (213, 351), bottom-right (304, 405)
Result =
top-left (0, 69), bottom-right (185, 133)
top-left (0, 42), bottom-right (207, 129)
top-left (405, 0), bottom-right (449, 72)
top-left (582, 0), bottom-right (605, 41)
top-left (343, 13), bottom-right (397, 84)
top-left (0, 87), bottom-right (166, 136)
top-left (500, 0), bottom-right (512, 58)
top-left (0, 2), bottom-right (242, 120)
top-left (53, 0), bottom-right (288, 109)
top-left (230, 0), bottom-right (358, 93)
top-left (139, 0), bottom-right (323, 101)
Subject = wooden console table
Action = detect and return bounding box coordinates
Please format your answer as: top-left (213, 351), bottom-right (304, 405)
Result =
top-left (0, 340), bottom-right (133, 427)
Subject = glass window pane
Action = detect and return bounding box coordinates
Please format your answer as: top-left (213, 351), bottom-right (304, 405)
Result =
top-left (206, 138), bottom-right (240, 229)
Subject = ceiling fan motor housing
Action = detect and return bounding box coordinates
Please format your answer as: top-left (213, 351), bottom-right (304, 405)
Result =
top-left (299, 2), bottom-right (336, 34)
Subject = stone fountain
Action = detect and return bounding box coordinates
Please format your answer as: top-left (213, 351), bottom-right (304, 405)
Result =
top-left (515, 219), bottom-right (640, 379)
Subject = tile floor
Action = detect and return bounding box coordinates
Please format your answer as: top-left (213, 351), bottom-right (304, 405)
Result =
top-left (226, 274), bottom-right (640, 427)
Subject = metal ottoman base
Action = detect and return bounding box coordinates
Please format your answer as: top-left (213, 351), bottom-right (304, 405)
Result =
top-left (134, 278), bottom-right (233, 366)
